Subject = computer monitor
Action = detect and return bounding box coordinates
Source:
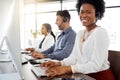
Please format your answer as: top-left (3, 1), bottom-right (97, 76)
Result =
top-left (0, 0), bottom-right (23, 79)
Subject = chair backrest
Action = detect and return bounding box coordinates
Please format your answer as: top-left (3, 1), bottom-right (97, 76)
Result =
top-left (108, 50), bottom-right (120, 80)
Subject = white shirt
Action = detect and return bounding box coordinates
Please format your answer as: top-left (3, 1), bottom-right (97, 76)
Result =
top-left (35, 33), bottom-right (55, 52)
top-left (61, 27), bottom-right (110, 74)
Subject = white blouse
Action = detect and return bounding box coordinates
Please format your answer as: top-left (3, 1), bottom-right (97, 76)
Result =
top-left (61, 27), bottom-right (110, 74)
top-left (35, 33), bottom-right (55, 52)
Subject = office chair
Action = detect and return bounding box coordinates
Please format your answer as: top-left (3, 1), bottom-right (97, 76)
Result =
top-left (108, 50), bottom-right (120, 80)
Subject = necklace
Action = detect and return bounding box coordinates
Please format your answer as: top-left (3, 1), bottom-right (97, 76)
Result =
top-left (79, 26), bottom-right (98, 53)
top-left (83, 30), bottom-right (92, 41)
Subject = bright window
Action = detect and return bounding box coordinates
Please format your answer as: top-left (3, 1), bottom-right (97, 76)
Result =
top-left (21, 0), bottom-right (120, 51)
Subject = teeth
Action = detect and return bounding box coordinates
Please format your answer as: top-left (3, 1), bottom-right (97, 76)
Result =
top-left (82, 20), bottom-right (87, 22)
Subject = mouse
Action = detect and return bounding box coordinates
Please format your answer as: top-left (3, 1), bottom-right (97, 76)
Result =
top-left (29, 59), bottom-right (41, 65)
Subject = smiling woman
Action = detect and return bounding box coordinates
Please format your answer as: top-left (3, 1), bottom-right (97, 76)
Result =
top-left (79, 3), bottom-right (97, 31)
top-left (40, 0), bottom-right (115, 80)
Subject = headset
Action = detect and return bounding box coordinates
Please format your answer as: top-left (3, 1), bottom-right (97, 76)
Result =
top-left (58, 10), bottom-right (70, 28)
top-left (87, 12), bottom-right (101, 27)
top-left (47, 26), bottom-right (51, 33)
top-left (96, 12), bottom-right (100, 20)
top-left (63, 16), bottom-right (67, 22)
top-left (61, 11), bottom-right (67, 22)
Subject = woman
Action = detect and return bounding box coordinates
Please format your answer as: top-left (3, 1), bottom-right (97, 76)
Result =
top-left (25, 23), bottom-right (55, 52)
top-left (40, 0), bottom-right (115, 80)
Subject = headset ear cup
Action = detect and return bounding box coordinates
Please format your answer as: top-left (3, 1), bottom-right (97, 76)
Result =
top-left (63, 17), bottom-right (67, 22)
top-left (96, 12), bottom-right (100, 19)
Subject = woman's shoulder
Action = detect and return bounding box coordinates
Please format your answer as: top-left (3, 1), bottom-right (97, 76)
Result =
top-left (95, 26), bottom-right (107, 33)
top-left (46, 34), bottom-right (54, 38)
top-left (94, 26), bottom-right (109, 39)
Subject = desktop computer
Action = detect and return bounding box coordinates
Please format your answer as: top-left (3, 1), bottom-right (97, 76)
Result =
top-left (0, 0), bottom-right (23, 80)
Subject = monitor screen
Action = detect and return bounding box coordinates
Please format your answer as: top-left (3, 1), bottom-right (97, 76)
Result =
top-left (0, 0), bottom-right (22, 79)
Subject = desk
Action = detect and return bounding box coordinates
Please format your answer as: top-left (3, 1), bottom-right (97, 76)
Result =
top-left (22, 62), bottom-right (96, 80)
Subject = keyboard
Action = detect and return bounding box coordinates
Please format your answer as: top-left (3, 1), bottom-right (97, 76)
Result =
top-left (23, 54), bottom-right (35, 60)
top-left (31, 59), bottom-right (59, 78)
top-left (31, 65), bottom-right (47, 77)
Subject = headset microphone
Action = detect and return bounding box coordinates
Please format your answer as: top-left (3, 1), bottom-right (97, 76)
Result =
top-left (58, 10), bottom-right (69, 29)
top-left (87, 12), bottom-right (100, 27)
top-left (59, 17), bottom-right (67, 28)
top-left (59, 20), bottom-right (64, 28)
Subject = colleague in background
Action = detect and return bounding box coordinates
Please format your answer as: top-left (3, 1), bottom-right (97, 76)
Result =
top-left (32, 10), bottom-right (76, 60)
top-left (25, 23), bottom-right (55, 52)
top-left (40, 0), bottom-right (115, 80)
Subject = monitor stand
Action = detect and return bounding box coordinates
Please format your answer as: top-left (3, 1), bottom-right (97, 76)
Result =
top-left (0, 73), bottom-right (22, 80)
top-left (0, 37), bottom-right (23, 80)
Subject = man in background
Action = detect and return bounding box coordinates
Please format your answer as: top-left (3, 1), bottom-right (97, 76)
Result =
top-left (32, 10), bottom-right (76, 60)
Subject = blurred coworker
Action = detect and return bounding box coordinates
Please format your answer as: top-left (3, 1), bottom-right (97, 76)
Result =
top-left (40, 0), bottom-right (115, 80)
top-left (25, 23), bottom-right (55, 52)
top-left (32, 10), bottom-right (76, 60)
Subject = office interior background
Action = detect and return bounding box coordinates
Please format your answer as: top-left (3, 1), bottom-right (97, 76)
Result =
top-left (20, 0), bottom-right (120, 51)
top-left (0, 0), bottom-right (120, 79)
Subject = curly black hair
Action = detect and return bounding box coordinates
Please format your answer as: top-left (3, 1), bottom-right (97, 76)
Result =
top-left (76, 0), bottom-right (105, 20)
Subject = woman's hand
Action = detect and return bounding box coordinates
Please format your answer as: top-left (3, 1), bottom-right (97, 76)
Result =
top-left (45, 66), bottom-right (72, 77)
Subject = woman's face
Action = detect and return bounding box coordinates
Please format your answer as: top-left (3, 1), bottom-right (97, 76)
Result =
top-left (79, 3), bottom-right (96, 27)
top-left (41, 25), bottom-right (48, 35)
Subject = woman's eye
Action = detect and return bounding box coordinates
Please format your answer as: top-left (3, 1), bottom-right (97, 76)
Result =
top-left (87, 11), bottom-right (92, 14)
